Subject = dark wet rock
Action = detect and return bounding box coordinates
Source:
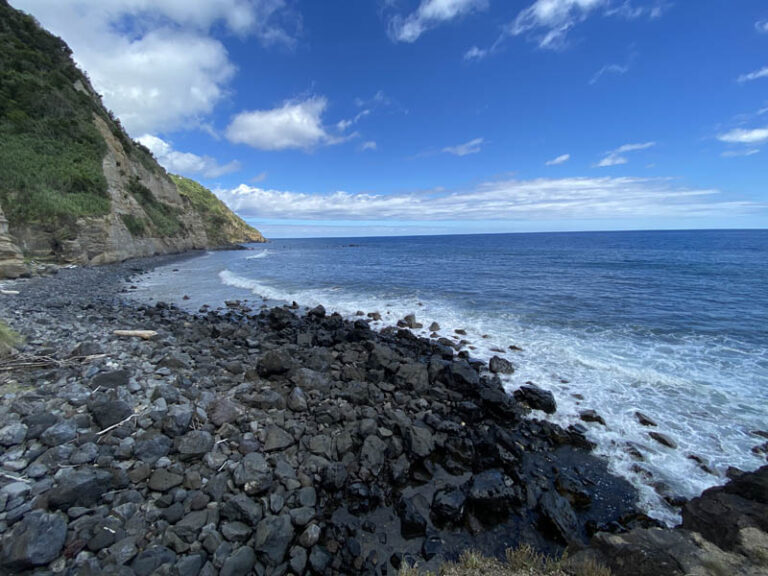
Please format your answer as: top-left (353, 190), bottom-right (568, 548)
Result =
top-left (258, 349), bottom-right (293, 376)
top-left (287, 387), bottom-right (308, 412)
top-left (514, 384), bottom-right (557, 414)
top-left (162, 405), bottom-right (194, 437)
top-left (299, 523), bottom-right (321, 548)
top-left (49, 468), bottom-right (113, 508)
top-left (429, 322), bottom-right (441, 332)
top-left (233, 452), bottom-right (273, 494)
top-left (91, 398), bottom-right (133, 429)
top-left (681, 465), bottom-right (768, 551)
top-left (40, 419), bottom-right (77, 446)
top-left (431, 487), bottom-right (467, 526)
top-left (635, 412), bottom-right (658, 427)
top-left (467, 469), bottom-right (519, 517)
top-left (22, 412), bottom-right (58, 440)
top-left (148, 469), bottom-right (184, 492)
top-left (538, 490), bottom-right (580, 544)
top-left (309, 545), bottom-right (333, 573)
top-left (135, 431), bottom-right (172, 463)
top-left (308, 304), bottom-right (326, 318)
top-left (361, 434), bottom-right (387, 475)
top-left (580, 409), bottom-right (606, 426)
top-left (396, 496), bottom-right (427, 539)
top-left (405, 424), bottom-right (435, 458)
top-left (649, 431), bottom-right (677, 449)
top-left (220, 546), bottom-right (256, 576)
top-left (177, 430), bottom-right (214, 457)
top-left (132, 546), bottom-right (177, 576)
top-left (289, 546), bottom-right (308, 574)
top-left (254, 514), bottom-right (295, 566)
top-left (489, 355), bottom-right (515, 374)
top-left (263, 425), bottom-right (294, 451)
top-left (91, 369), bottom-right (131, 389)
top-left (0, 510), bottom-right (67, 571)
top-left (422, 535), bottom-right (443, 561)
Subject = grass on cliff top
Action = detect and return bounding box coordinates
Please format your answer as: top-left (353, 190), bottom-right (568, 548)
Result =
top-left (170, 174), bottom-right (264, 244)
top-left (399, 547), bottom-right (611, 576)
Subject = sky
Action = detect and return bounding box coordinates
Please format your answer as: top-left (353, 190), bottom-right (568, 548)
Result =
top-left (10, 0), bottom-right (768, 238)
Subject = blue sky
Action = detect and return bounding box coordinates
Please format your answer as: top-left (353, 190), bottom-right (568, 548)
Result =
top-left (12, 0), bottom-right (768, 237)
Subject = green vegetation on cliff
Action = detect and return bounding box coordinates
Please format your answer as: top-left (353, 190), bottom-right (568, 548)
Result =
top-left (0, 1), bottom-right (115, 231)
top-left (171, 174), bottom-right (265, 245)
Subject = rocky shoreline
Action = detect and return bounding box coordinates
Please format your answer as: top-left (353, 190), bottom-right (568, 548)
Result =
top-left (0, 255), bottom-right (765, 575)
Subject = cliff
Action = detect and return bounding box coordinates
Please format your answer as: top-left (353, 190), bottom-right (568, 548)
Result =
top-left (0, 1), bottom-right (264, 279)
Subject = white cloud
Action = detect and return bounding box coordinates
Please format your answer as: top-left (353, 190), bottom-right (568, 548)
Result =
top-left (361, 141), bottom-right (378, 151)
top-left (137, 135), bottom-right (240, 178)
top-left (596, 141), bottom-right (655, 167)
top-left (11, 0), bottom-right (299, 135)
top-left (590, 63), bottom-right (630, 84)
top-left (337, 109), bottom-right (371, 132)
top-left (546, 153), bottom-right (571, 165)
top-left (508, 0), bottom-right (666, 50)
top-left (756, 20), bottom-right (768, 34)
top-left (226, 97), bottom-right (344, 151)
top-left (388, 0), bottom-right (488, 43)
top-left (216, 176), bottom-right (760, 222)
top-left (443, 137), bottom-right (484, 156)
top-left (721, 149), bottom-right (760, 158)
top-left (738, 66), bottom-right (768, 83)
top-left (464, 46), bottom-right (489, 61)
top-left (717, 127), bottom-right (768, 145)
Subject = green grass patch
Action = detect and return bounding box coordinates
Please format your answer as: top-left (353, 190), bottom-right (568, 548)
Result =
top-left (120, 213), bottom-right (147, 237)
top-left (127, 177), bottom-right (183, 237)
top-left (0, 320), bottom-right (21, 349)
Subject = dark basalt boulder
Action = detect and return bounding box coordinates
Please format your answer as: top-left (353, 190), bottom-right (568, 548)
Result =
top-left (0, 510), bottom-right (67, 571)
top-left (514, 384), bottom-right (557, 414)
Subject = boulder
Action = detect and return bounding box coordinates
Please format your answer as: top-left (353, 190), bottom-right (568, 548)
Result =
top-left (514, 384), bottom-right (557, 414)
top-left (90, 399), bottom-right (133, 429)
top-left (489, 355), bottom-right (515, 374)
top-left (263, 425), bottom-right (294, 451)
top-left (431, 487), bottom-right (467, 526)
top-left (0, 510), bottom-right (67, 571)
top-left (258, 349), bottom-right (293, 376)
top-left (176, 430), bottom-right (214, 458)
top-left (49, 468), bottom-right (113, 508)
top-left (233, 453), bottom-right (273, 495)
top-left (254, 514), bottom-right (295, 566)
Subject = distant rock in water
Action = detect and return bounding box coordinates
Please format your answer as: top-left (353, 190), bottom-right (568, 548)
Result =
top-left (0, 2), bottom-right (264, 277)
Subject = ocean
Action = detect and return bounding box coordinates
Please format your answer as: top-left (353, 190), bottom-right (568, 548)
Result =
top-left (131, 229), bottom-right (768, 524)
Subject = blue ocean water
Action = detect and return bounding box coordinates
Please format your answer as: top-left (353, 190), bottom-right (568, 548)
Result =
top-left (133, 229), bottom-right (768, 523)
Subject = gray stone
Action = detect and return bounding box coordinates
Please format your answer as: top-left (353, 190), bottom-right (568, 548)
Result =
top-left (405, 425), bottom-right (434, 458)
top-left (177, 430), bottom-right (214, 457)
top-left (263, 425), bottom-right (294, 451)
top-left (149, 469), bottom-right (184, 492)
top-left (0, 510), bottom-right (67, 571)
top-left (254, 514), bottom-right (295, 566)
top-left (361, 434), bottom-right (387, 475)
top-left (514, 384), bottom-right (557, 414)
top-left (298, 523), bottom-right (321, 548)
top-left (49, 468), bottom-right (112, 508)
top-left (309, 546), bottom-right (332, 573)
top-left (135, 431), bottom-right (172, 463)
top-left (40, 419), bottom-right (77, 446)
top-left (220, 546), bottom-right (256, 576)
top-left (258, 349), bottom-right (293, 377)
top-left (209, 398), bottom-right (242, 427)
top-left (289, 546), bottom-right (307, 574)
top-left (221, 522), bottom-right (252, 542)
top-left (489, 355), bottom-right (515, 374)
top-left (91, 369), bottom-right (131, 389)
top-left (162, 405), bottom-right (193, 437)
top-left (0, 422), bottom-right (27, 446)
top-left (287, 387), bottom-right (308, 412)
top-left (132, 546), bottom-right (177, 576)
top-left (91, 399), bottom-right (133, 429)
top-left (70, 441), bottom-right (99, 464)
top-left (233, 452), bottom-right (273, 495)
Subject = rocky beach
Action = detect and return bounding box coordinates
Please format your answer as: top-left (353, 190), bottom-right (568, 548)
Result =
top-left (0, 254), bottom-right (764, 576)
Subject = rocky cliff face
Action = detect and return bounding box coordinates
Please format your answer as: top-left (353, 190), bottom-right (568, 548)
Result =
top-left (0, 1), bottom-right (264, 279)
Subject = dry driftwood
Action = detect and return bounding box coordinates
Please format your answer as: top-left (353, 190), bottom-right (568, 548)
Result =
top-left (0, 352), bottom-right (106, 371)
top-left (113, 329), bottom-right (158, 340)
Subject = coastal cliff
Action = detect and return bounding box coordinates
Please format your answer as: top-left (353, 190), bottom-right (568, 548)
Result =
top-left (0, 1), bottom-right (264, 279)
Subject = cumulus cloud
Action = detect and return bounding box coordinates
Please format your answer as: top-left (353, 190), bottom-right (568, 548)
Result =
top-left (226, 97), bottom-right (345, 151)
top-left (215, 176), bottom-right (760, 222)
top-left (717, 127), bottom-right (768, 145)
top-left (137, 135), bottom-right (240, 178)
top-left (738, 66), bottom-right (768, 83)
top-left (546, 153), bottom-right (571, 165)
top-left (443, 137), bottom-right (484, 156)
top-left (11, 0), bottom-right (300, 135)
top-left (361, 141), bottom-right (378, 151)
top-left (596, 141), bottom-right (655, 167)
top-left (388, 0), bottom-right (488, 43)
